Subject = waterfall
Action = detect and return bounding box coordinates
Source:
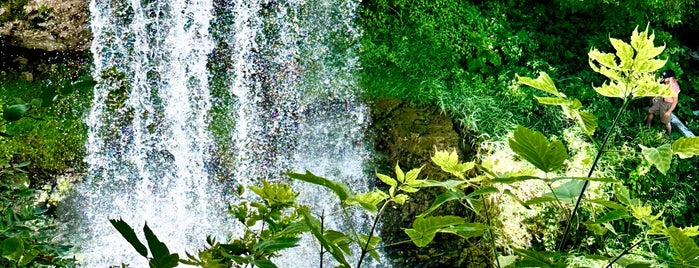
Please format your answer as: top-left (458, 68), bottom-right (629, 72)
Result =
top-left (61, 0), bottom-right (375, 266)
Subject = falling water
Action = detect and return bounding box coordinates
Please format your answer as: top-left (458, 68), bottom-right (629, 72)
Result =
top-left (62, 0), bottom-right (375, 266)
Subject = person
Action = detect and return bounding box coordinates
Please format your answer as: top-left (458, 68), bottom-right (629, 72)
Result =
top-left (645, 69), bottom-right (681, 135)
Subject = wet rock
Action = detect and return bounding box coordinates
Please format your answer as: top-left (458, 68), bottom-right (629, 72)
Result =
top-left (0, 0), bottom-right (90, 51)
top-left (368, 97), bottom-right (490, 267)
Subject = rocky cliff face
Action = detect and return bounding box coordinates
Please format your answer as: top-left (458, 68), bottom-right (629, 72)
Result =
top-left (1, 0), bottom-right (90, 52)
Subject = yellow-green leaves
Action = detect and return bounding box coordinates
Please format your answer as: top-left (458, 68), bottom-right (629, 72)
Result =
top-left (666, 226), bottom-right (699, 267)
top-left (431, 149), bottom-right (474, 179)
top-left (639, 137), bottom-right (699, 174)
top-left (509, 126), bottom-right (569, 173)
top-left (639, 144), bottom-right (673, 175)
top-left (589, 25), bottom-right (668, 100)
top-left (516, 72), bottom-right (561, 97)
top-left (405, 216), bottom-right (486, 247)
top-left (375, 163), bottom-right (424, 204)
top-left (672, 137), bottom-right (699, 159)
top-left (517, 73), bottom-right (597, 135)
top-left (348, 190), bottom-right (390, 213)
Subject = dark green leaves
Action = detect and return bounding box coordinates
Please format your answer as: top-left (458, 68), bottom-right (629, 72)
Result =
top-left (110, 218), bottom-right (148, 258)
top-left (2, 104), bottom-right (31, 122)
top-left (509, 126), bottom-right (569, 173)
top-left (109, 219), bottom-right (179, 268)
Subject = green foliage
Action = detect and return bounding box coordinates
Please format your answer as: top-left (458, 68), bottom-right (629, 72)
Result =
top-left (508, 125), bottom-right (569, 173)
top-left (108, 220), bottom-right (179, 268)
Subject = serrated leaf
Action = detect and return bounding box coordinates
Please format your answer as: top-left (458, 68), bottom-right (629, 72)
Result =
top-left (395, 163), bottom-right (405, 183)
top-left (431, 149), bottom-right (474, 179)
top-left (589, 49), bottom-right (619, 70)
top-left (593, 82), bottom-right (625, 99)
top-left (640, 144), bottom-right (672, 175)
top-left (610, 38), bottom-right (634, 69)
top-left (667, 226), bottom-right (699, 265)
top-left (375, 172), bottom-right (397, 187)
top-left (405, 166), bottom-right (422, 183)
top-left (109, 218), bottom-right (148, 257)
top-left (682, 226), bottom-right (699, 237)
top-left (288, 171), bottom-right (352, 203)
top-left (508, 126), bottom-right (569, 173)
top-left (672, 137), bottom-right (699, 159)
top-left (517, 72), bottom-right (561, 97)
top-left (348, 190), bottom-right (389, 213)
top-left (633, 58), bottom-right (667, 73)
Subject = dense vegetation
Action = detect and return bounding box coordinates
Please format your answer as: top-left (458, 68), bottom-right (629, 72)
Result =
top-left (2, 0), bottom-right (699, 267)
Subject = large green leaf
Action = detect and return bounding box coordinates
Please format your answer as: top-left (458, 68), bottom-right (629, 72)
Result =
top-left (543, 179), bottom-right (585, 202)
top-left (109, 218), bottom-right (148, 257)
top-left (508, 126), bottom-right (569, 173)
top-left (288, 171), bottom-right (352, 203)
top-left (513, 249), bottom-right (559, 267)
top-left (516, 72), bottom-right (561, 97)
top-left (673, 137), bottom-right (699, 159)
top-left (2, 104), bottom-right (31, 122)
top-left (2, 237), bottom-right (24, 261)
top-left (534, 96), bottom-right (570, 106)
top-left (640, 144), bottom-right (673, 175)
top-left (441, 223), bottom-right (487, 239)
top-left (589, 49), bottom-right (619, 70)
top-left (405, 216), bottom-right (465, 247)
top-left (667, 226), bottom-right (699, 266)
top-left (418, 190), bottom-right (465, 218)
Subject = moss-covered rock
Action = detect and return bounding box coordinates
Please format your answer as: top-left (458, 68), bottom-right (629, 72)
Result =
top-left (369, 97), bottom-right (491, 267)
top-left (0, 0), bottom-right (90, 52)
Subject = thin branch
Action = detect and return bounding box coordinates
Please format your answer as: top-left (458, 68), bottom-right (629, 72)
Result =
top-left (559, 98), bottom-right (631, 251)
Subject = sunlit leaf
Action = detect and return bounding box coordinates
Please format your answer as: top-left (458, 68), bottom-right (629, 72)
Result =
top-left (672, 137), bottom-right (699, 159)
top-left (610, 38), bottom-right (634, 69)
top-left (589, 49), bottom-right (619, 70)
top-left (405, 216), bottom-right (465, 247)
top-left (417, 179), bottom-right (465, 189)
top-left (288, 171), bottom-right (352, 203)
top-left (508, 126), bottom-right (568, 173)
top-left (516, 72), bottom-right (560, 97)
top-left (640, 144), bottom-right (672, 175)
top-left (633, 58), bottom-right (667, 73)
top-left (395, 163), bottom-right (405, 183)
top-left (347, 190), bottom-right (389, 213)
top-left (543, 179), bottom-right (584, 202)
top-left (587, 198), bottom-right (626, 210)
top-left (358, 235), bottom-right (382, 261)
top-left (575, 110), bottom-right (598, 136)
top-left (513, 249), bottom-right (558, 267)
top-left (583, 222), bottom-right (608, 236)
top-left (431, 149), bottom-right (474, 179)
top-left (534, 96), bottom-right (570, 106)
top-left (593, 82), bottom-right (625, 99)
top-left (376, 172), bottom-right (397, 188)
top-left (392, 194), bottom-right (409, 205)
top-left (441, 223), bottom-right (488, 239)
top-left (667, 226), bottom-right (699, 266)
top-left (613, 183), bottom-right (632, 206)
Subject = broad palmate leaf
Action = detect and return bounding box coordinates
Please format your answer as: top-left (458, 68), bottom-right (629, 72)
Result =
top-left (509, 126), bottom-right (569, 173)
top-left (672, 137), bottom-right (699, 159)
top-left (640, 144), bottom-right (672, 175)
top-left (405, 216), bottom-right (465, 247)
top-left (667, 226), bottom-right (699, 267)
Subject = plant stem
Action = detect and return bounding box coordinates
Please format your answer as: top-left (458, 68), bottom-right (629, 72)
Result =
top-left (320, 209), bottom-right (325, 268)
top-left (481, 196), bottom-right (501, 268)
top-left (559, 98), bottom-right (631, 251)
top-left (605, 239), bottom-right (644, 267)
top-left (357, 202), bottom-right (389, 268)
